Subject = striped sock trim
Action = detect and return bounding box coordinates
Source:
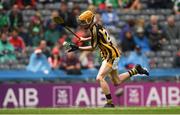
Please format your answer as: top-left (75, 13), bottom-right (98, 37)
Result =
top-left (128, 68), bottom-right (138, 77)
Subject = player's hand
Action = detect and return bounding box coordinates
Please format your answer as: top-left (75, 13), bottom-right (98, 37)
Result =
top-left (68, 44), bottom-right (79, 52)
top-left (78, 37), bottom-right (84, 42)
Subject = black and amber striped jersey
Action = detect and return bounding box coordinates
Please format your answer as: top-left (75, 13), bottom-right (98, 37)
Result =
top-left (90, 24), bottom-right (121, 60)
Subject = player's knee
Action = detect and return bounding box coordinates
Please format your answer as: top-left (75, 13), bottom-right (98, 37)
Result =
top-left (96, 72), bottom-right (106, 82)
top-left (96, 76), bottom-right (104, 83)
top-left (112, 79), bottom-right (123, 87)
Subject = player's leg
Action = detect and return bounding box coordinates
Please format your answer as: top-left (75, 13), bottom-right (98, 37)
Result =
top-left (110, 65), bottom-right (149, 97)
top-left (109, 69), bottom-right (131, 86)
top-left (109, 57), bottom-right (125, 86)
top-left (109, 56), bottom-right (149, 97)
top-left (109, 57), bottom-right (149, 85)
top-left (110, 65), bottom-right (139, 84)
top-left (119, 64), bottom-right (149, 82)
top-left (109, 70), bottom-right (124, 96)
top-left (96, 60), bottom-right (114, 107)
top-left (109, 69), bottom-right (120, 86)
top-left (110, 64), bottom-right (149, 85)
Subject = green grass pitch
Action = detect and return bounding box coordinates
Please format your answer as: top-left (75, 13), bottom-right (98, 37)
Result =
top-left (0, 107), bottom-right (180, 114)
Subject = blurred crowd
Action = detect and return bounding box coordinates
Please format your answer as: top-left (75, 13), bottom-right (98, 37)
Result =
top-left (0, 0), bottom-right (180, 74)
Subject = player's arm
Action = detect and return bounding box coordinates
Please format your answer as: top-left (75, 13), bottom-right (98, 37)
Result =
top-left (79, 37), bottom-right (91, 42)
top-left (67, 45), bottom-right (95, 52)
top-left (78, 45), bottom-right (94, 51)
top-left (68, 36), bottom-right (97, 52)
top-left (68, 26), bottom-right (98, 52)
top-left (67, 38), bottom-right (97, 52)
top-left (78, 35), bottom-right (97, 51)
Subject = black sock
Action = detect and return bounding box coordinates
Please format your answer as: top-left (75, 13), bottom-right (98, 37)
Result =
top-left (105, 94), bottom-right (112, 104)
top-left (128, 68), bottom-right (138, 77)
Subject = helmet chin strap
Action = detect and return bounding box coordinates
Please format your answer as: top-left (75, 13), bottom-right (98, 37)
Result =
top-left (85, 22), bottom-right (93, 29)
top-left (86, 16), bottom-right (95, 29)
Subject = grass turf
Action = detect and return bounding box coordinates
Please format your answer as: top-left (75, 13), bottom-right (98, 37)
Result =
top-left (0, 107), bottom-right (180, 114)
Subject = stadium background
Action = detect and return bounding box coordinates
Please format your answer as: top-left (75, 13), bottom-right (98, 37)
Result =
top-left (0, 0), bottom-right (180, 110)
